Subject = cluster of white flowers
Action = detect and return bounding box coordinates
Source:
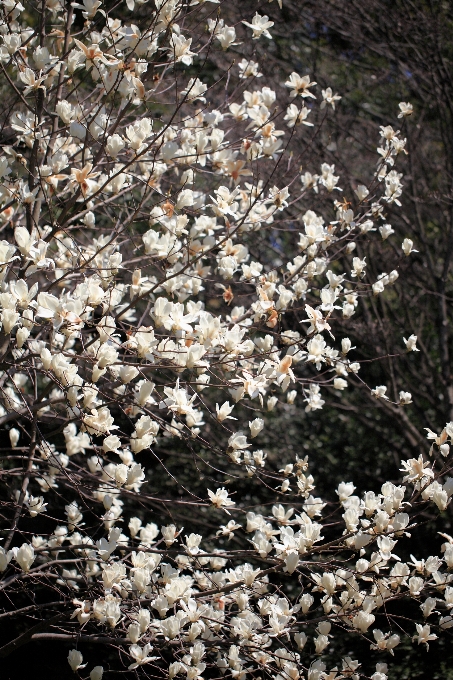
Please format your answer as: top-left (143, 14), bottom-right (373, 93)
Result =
top-left (0, 0), bottom-right (447, 677)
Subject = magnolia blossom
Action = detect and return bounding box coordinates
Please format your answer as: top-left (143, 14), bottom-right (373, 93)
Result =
top-left (128, 644), bottom-right (157, 670)
top-left (321, 87), bottom-right (341, 109)
top-left (15, 544), bottom-right (35, 572)
top-left (68, 650), bottom-right (86, 672)
top-left (242, 13), bottom-right (274, 40)
top-left (249, 418), bottom-right (264, 438)
top-left (398, 102), bottom-right (414, 117)
top-left (404, 334), bottom-right (419, 351)
top-left (208, 487), bottom-right (235, 509)
top-left (402, 237), bottom-right (417, 255)
top-left (285, 72), bottom-right (317, 98)
top-left (413, 624), bottom-right (437, 648)
top-left (372, 385), bottom-right (389, 400)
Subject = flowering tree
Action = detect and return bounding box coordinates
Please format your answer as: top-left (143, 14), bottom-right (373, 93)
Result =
top-left (242, 0), bottom-right (453, 493)
top-left (0, 0), bottom-right (452, 678)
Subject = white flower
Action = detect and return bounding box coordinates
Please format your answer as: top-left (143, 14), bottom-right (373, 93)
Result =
top-left (379, 223), bottom-right (394, 239)
top-left (238, 59), bottom-right (262, 79)
top-left (283, 104), bottom-right (313, 128)
top-left (351, 256), bottom-right (366, 278)
top-left (352, 611), bottom-right (376, 633)
top-left (1, 309), bottom-right (19, 333)
top-left (372, 385), bottom-right (389, 400)
top-left (161, 524), bottom-right (178, 546)
top-left (284, 72), bottom-right (316, 98)
top-left (19, 67), bottom-right (46, 96)
top-left (355, 185), bottom-right (369, 201)
top-left (128, 644), bottom-right (157, 670)
top-left (176, 189), bottom-right (194, 210)
top-left (216, 401), bottom-right (236, 421)
top-left (420, 597), bottom-right (437, 618)
top-left (118, 365), bottom-right (139, 384)
top-left (103, 435), bottom-right (121, 452)
top-left (228, 432), bottom-right (251, 450)
top-left (404, 334), bottom-right (419, 351)
top-left (398, 102), bottom-right (413, 118)
top-left (55, 100), bottom-right (74, 124)
top-left (181, 78), bottom-right (207, 102)
top-left (400, 455), bottom-right (434, 483)
top-left (0, 547), bottom-right (12, 572)
top-left (249, 418), bottom-right (264, 438)
top-left (242, 13), bottom-right (274, 40)
top-left (170, 34), bottom-right (196, 65)
top-left (208, 487), bottom-right (235, 509)
top-left (9, 428), bottom-right (19, 447)
top-left (106, 134), bottom-right (125, 158)
top-left (125, 118), bottom-right (153, 150)
top-left (216, 25), bottom-right (237, 50)
top-left (185, 533), bottom-right (202, 554)
top-left (15, 543), bottom-right (35, 572)
top-left (337, 481), bottom-right (355, 502)
top-left (83, 407), bottom-right (117, 435)
top-left (284, 551), bottom-right (299, 574)
top-left (412, 623), bottom-right (437, 648)
top-left (402, 237), bottom-right (417, 255)
top-left (320, 87), bottom-right (341, 109)
top-left (68, 649), bottom-right (86, 672)
top-left (26, 495), bottom-right (47, 517)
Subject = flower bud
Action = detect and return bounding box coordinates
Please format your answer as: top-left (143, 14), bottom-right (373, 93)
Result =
top-left (16, 326), bottom-right (29, 348)
top-left (128, 517), bottom-right (142, 538)
top-left (40, 347), bottom-right (52, 369)
top-left (9, 428), bottom-right (19, 448)
top-left (15, 543), bottom-right (35, 572)
top-left (267, 396), bottom-right (278, 411)
top-left (249, 418), bottom-right (264, 438)
top-left (100, 493), bottom-right (113, 513)
top-left (1, 309), bottom-right (19, 333)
